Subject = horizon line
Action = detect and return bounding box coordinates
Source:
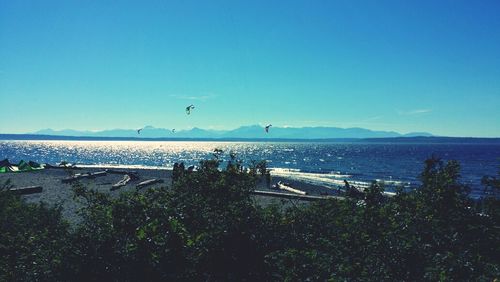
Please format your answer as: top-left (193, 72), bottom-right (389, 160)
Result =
top-left (1, 133), bottom-right (500, 142)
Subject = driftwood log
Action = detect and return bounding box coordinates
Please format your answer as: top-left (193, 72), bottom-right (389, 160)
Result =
top-left (106, 169), bottom-right (138, 177)
top-left (45, 163), bottom-right (82, 170)
top-left (136, 179), bottom-right (164, 189)
top-left (251, 190), bottom-right (342, 201)
top-left (62, 171), bottom-right (107, 183)
top-left (277, 182), bottom-right (307, 195)
top-left (111, 174), bottom-right (132, 191)
top-left (9, 186), bottom-right (43, 195)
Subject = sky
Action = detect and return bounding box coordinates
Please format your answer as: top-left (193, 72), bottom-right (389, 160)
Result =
top-left (1, 0), bottom-right (499, 137)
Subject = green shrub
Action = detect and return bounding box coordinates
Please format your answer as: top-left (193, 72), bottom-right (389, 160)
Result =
top-left (0, 155), bottom-right (498, 281)
top-left (0, 181), bottom-right (72, 281)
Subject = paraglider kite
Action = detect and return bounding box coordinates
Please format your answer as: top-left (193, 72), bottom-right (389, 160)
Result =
top-left (265, 124), bottom-right (272, 133)
top-left (186, 104), bottom-right (195, 115)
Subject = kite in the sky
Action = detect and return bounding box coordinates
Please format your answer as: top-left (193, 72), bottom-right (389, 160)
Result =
top-left (186, 104), bottom-right (195, 115)
top-left (265, 124), bottom-right (272, 133)
top-left (137, 128), bottom-right (143, 134)
top-left (172, 129), bottom-right (176, 133)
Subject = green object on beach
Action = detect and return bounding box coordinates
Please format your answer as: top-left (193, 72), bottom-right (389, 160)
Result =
top-left (0, 159), bottom-right (15, 173)
top-left (0, 159), bottom-right (45, 173)
top-left (0, 166), bottom-right (13, 173)
top-left (18, 160), bottom-right (33, 171)
top-left (28, 160), bottom-right (42, 168)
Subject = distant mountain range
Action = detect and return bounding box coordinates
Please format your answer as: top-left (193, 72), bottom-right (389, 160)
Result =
top-left (32, 125), bottom-right (433, 139)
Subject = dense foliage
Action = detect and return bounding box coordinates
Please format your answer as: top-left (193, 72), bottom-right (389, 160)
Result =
top-left (0, 180), bottom-right (72, 281)
top-left (1, 156), bottom-right (499, 281)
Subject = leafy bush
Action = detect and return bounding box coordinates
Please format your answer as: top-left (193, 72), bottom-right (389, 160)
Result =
top-left (0, 156), bottom-right (499, 281)
top-left (265, 158), bottom-right (500, 281)
top-left (0, 180), bottom-right (72, 281)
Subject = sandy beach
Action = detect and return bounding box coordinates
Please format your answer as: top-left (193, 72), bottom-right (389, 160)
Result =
top-left (0, 168), bottom-right (171, 221)
top-left (0, 167), bottom-right (337, 222)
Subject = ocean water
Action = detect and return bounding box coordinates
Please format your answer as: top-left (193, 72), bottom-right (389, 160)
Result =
top-left (1, 140), bottom-right (499, 197)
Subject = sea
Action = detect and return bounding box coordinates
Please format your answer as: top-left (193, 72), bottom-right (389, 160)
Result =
top-left (1, 140), bottom-right (499, 197)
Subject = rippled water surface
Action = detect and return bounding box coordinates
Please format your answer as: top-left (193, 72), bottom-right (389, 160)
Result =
top-left (1, 140), bottom-right (499, 196)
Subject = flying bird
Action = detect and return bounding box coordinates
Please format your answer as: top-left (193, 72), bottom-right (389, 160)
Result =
top-left (186, 104), bottom-right (195, 115)
top-left (265, 124), bottom-right (272, 133)
top-left (137, 128), bottom-right (143, 134)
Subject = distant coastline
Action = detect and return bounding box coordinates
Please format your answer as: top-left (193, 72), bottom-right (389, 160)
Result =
top-left (29, 125), bottom-right (435, 139)
top-left (1, 134), bottom-right (500, 144)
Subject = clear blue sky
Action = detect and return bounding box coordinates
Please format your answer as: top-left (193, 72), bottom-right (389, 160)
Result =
top-left (1, 0), bottom-right (499, 137)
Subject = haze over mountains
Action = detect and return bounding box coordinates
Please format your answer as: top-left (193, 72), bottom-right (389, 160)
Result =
top-left (33, 125), bottom-right (433, 139)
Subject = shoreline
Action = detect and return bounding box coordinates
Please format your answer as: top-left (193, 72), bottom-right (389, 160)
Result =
top-left (0, 166), bottom-right (338, 222)
top-left (0, 167), bottom-right (173, 222)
